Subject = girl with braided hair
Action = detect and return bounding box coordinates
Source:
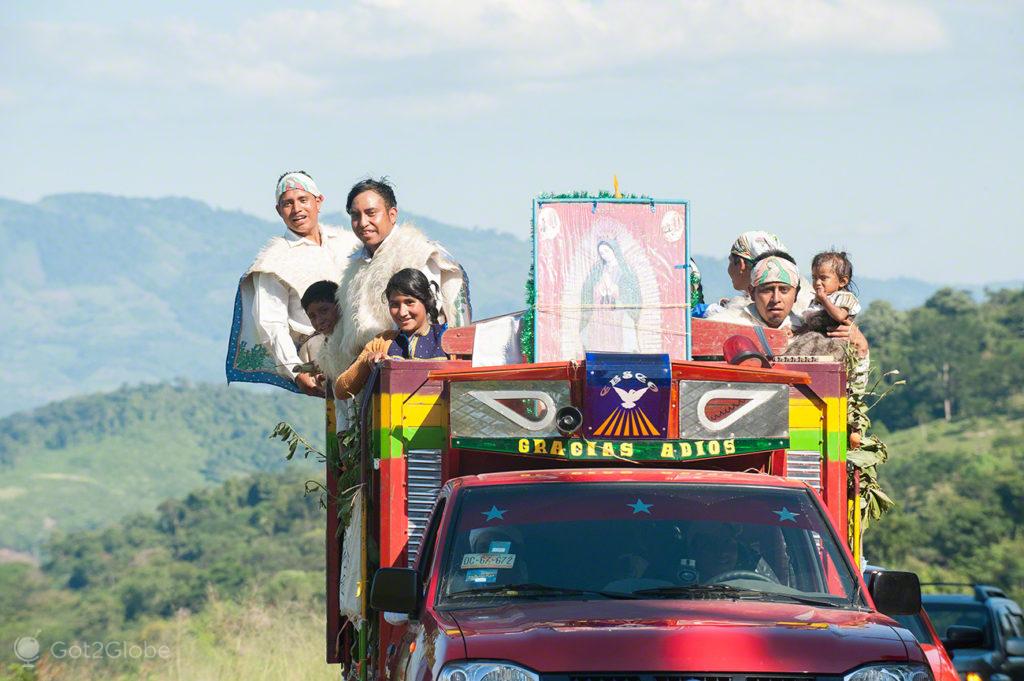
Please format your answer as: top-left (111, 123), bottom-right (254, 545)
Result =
top-left (333, 268), bottom-right (449, 397)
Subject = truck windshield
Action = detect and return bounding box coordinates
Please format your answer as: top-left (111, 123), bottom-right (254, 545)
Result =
top-left (438, 482), bottom-right (860, 608)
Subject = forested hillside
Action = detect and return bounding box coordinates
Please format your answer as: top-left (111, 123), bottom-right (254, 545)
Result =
top-left (0, 382), bottom-right (322, 555)
top-left (861, 287), bottom-right (1024, 430)
top-left (866, 415), bottom-right (1024, 601)
top-left (0, 470), bottom-right (333, 679)
top-left (0, 194), bottom-right (529, 416)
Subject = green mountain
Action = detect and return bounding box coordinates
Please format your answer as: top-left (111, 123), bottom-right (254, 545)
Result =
top-left (865, 414), bottom-right (1024, 601)
top-left (0, 193), bottom-right (530, 418)
top-left (0, 382), bottom-right (324, 555)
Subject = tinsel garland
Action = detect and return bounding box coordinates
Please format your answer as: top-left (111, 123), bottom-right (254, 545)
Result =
top-left (521, 263), bottom-right (536, 362)
top-left (521, 190), bottom-right (652, 362)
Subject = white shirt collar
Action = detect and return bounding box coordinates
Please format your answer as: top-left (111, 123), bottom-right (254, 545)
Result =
top-left (283, 224), bottom-right (333, 248)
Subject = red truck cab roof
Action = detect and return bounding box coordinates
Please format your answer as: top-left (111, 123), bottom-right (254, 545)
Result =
top-left (451, 467), bottom-right (813, 489)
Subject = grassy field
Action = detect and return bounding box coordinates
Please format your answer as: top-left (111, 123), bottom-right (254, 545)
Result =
top-left (866, 414), bottom-right (1024, 600)
top-left (882, 413), bottom-right (1023, 458)
top-left (2, 594), bottom-right (338, 681)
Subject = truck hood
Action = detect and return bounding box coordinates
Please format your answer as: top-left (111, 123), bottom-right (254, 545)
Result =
top-left (447, 599), bottom-right (919, 673)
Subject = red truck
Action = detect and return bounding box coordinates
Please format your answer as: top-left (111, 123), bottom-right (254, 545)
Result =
top-left (324, 346), bottom-right (928, 681)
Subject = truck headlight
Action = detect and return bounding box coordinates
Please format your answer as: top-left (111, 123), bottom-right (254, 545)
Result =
top-left (440, 661), bottom-right (539, 681)
top-left (845, 664), bottom-right (932, 681)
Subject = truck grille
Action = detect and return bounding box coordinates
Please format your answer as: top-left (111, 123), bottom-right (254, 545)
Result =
top-left (785, 450), bottom-right (822, 491)
top-left (406, 448), bottom-right (442, 564)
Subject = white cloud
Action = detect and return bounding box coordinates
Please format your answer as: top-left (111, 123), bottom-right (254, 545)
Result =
top-left (21, 1), bottom-right (947, 99)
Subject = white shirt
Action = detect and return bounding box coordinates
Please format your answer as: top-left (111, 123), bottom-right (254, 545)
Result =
top-left (252, 225), bottom-right (357, 380)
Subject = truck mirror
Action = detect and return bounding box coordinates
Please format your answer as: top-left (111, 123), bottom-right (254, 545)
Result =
top-left (943, 625), bottom-right (985, 650)
top-left (869, 570), bottom-right (921, 616)
top-left (1005, 636), bottom-right (1024, 657)
top-left (370, 568), bottom-right (421, 617)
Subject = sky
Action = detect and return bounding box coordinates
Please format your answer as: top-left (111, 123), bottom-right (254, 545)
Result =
top-left (1, 0), bottom-right (1021, 283)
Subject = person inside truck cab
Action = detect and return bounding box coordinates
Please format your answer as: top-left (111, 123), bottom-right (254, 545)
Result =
top-left (333, 268), bottom-right (450, 397)
top-left (689, 522), bottom-right (780, 584)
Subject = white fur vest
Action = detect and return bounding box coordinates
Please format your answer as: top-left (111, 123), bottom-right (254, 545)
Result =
top-left (324, 223), bottom-right (470, 371)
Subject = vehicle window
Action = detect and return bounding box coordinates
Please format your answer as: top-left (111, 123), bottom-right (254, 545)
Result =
top-left (894, 613), bottom-right (934, 645)
top-left (1009, 613), bottom-right (1024, 638)
top-left (999, 609), bottom-right (1024, 639)
top-left (923, 602), bottom-right (993, 649)
top-left (436, 482), bottom-right (860, 608)
top-left (417, 498), bottom-right (447, 579)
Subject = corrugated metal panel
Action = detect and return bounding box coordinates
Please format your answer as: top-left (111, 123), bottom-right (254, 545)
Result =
top-left (786, 450), bottom-right (822, 491)
top-left (406, 449), bottom-right (442, 564)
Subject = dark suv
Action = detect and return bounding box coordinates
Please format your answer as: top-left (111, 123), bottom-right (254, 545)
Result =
top-left (923, 584), bottom-right (1024, 681)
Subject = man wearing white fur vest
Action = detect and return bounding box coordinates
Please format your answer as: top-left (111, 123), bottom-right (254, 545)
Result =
top-left (239, 171), bottom-right (360, 395)
top-left (324, 178), bottom-right (471, 386)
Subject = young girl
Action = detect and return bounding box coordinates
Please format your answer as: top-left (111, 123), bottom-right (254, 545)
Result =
top-left (334, 268), bottom-right (448, 397)
top-left (802, 251), bottom-right (861, 334)
top-left (801, 251), bottom-right (869, 449)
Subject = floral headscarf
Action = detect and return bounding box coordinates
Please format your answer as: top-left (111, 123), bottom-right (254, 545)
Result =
top-left (751, 256), bottom-right (800, 287)
top-left (730, 231), bottom-right (787, 262)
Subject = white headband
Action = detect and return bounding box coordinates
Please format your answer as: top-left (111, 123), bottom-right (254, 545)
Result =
top-left (275, 172), bottom-right (321, 202)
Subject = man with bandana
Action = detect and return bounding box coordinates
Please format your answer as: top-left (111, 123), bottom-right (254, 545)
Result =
top-left (240, 171), bottom-right (360, 395)
top-left (713, 230), bottom-right (814, 315)
top-left (709, 251), bottom-right (804, 330)
top-left (710, 251), bottom-right (870, 358)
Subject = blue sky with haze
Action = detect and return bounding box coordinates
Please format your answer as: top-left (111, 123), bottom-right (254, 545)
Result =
top-left (1, 1), bottom-right (1020, 283)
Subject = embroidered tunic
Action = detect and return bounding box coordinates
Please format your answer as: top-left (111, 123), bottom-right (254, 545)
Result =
top-left (387, 323), bottom-right (448, 360)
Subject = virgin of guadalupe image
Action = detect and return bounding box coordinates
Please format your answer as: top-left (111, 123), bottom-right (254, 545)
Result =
top-left (580, 239), bottom-right (641, 352)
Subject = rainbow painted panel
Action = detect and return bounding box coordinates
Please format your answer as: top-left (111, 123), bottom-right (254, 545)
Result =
top-left (374, 390), bottom-right (449, 460)
top-left (787, 395), bottom-right (845, 463)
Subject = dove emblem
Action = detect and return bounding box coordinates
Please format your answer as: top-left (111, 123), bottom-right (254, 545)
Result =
top-left (614, 386), bottom-right (649, 409)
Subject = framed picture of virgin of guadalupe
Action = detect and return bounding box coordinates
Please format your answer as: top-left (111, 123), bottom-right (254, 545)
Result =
top-left (532, 197), bottom-right (691, 363)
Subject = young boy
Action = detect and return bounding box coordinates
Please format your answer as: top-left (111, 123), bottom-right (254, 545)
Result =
top-left (298, 281), bottom-right (341, 386)
top-left (301, 280), bottom-right (341, 338)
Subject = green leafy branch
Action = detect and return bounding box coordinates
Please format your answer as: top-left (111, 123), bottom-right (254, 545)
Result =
top-left (845, 346), bottom-right (906, 529)
top-left (268, 421), bottom-right (324, 462)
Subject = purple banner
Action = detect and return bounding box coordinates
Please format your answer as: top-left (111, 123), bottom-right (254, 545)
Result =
top-left (583, 352), bottom-right (671, 439)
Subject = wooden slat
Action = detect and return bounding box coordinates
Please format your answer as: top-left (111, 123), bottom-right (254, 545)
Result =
top-left (429, 361), bottom-right (580, 382)
top-left (443, 317), bottom-right (789, 360)
top-left (441, 325), bottom-right (475, 356)
top-left (673, 360), bottom-right (811, 385)
top-left (691, 317), bottom-right (789, 357)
